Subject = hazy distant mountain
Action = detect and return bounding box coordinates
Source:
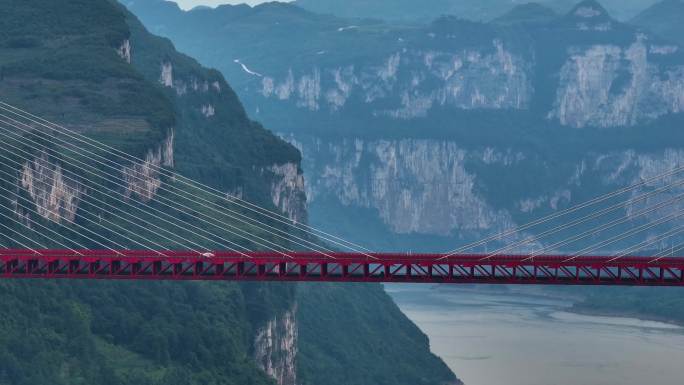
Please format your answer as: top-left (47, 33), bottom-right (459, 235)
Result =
top-left (128, 0), bottom-right (684, 254)
top-left (127, 0), bottom-right (684, 325)
top-left (631, 0), bottom-right (684, 45)
top-left (294, 0), bottom-right (661, 21)
top-left (492, 3), bottom-right (558, 25)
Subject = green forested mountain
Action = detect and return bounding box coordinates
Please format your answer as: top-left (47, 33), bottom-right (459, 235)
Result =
top-left (0, 1), bottom-right (457, 385)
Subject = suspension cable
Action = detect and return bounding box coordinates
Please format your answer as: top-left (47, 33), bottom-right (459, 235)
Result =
top-left (613, 225), bottom-right (684, 260)
top-left (444, 163), bottom-right (684, 256)
top-left (449, 174), bottom-right (684, 261)
top-left (0, 161), bottom-right (182, 254)
top-left (564, 208), bottom-right (684, 262)
top-left (0, 141), bottom-right (272, 257)
top-left (0, 192), bottom-right (88, 252)
top-left (519, 192), bottom-right (684, 261)
top-left (0, 116), bottom-right (334, 258)
top-left (0, 212), bottom-right (47, 252)
top-left (0, 102), bottom-right (373, 254)
top-left (0, 124), bottom-right (295, 258)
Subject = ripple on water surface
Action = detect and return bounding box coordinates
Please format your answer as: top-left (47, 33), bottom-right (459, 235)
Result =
top-left (388, 286), bottom-right (684, 385)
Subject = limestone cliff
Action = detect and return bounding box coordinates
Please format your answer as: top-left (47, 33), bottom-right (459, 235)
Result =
top-left (122, 129), bottom-right (174, 202)
top-left (287, 136), bottom-right (516, 236)
top-left (550, 35), bottom-right (684, 128)
top-left (265, 163), bottom-right (308, 223)
top-left (19, 152), bottom-right (85, 223)
top-left (254, 305), bottom-right (298, 385)
top-left (261, 39), bottom-right (531, 118)
top-left (288, 134), bottom-right (684, 251)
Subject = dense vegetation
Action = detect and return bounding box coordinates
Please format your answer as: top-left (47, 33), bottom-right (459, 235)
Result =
top-left (297, 283), bottom-right (458, 385)
top-left (0, 2), bottom-right (458, 385)
top-left (0, 280), bottom-right (276, 385)
top-left (0, 2), bottom-right (289, 384)
top-left (123, 4), bottom-right (302, 209)
top-left (128, 0), bottom-right (684, 331)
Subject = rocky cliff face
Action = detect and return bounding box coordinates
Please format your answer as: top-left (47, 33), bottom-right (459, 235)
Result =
top-left (122, 129), bottom-right (174, 202)
top-left (260, 39), bottom-right (531, 118)
top-left (127, 0), bottom-right (684, 252)
top-left (597, 149), bottom-right (684, 242)
top-left (550, 35), bottom-right (684, 128)
top-left (17, 129), bottom-right (175, 222)
top-left (288, 136), bottom-right (516, 236)
top-left (254, 305), bottom-right (298, 385)
top-left (265, 163), bottom-right (308, 223)
top-left (19, 152), bottom-right (85, 223)
top-left (255, 28), bottom-right (684, 129)
top-left (126, 1), bottom-right (684, 130)
top-left (117, 39), bottom-right (132, 63)
top-left (289, 134), bottom-right (684, 250)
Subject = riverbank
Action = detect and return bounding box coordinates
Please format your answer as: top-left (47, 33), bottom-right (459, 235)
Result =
top-left (570, 302), bottom-right (684, 327)
top-left (417, 284), bottom-right (684, 329)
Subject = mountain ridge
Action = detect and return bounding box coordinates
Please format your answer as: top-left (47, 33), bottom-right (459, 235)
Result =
top-left (293, 0), bottom-right (661, 22)
top-left (631, 0), bottom-right (684, 45)
top-left (127, 0), bottom-right (684, 248)
top-left (0, 1), bottom-right (458, 385)
top-left (493, 3), bottom-right (558, 25)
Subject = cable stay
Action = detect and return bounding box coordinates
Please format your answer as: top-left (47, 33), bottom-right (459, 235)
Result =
top-left (0, 101), bottom-right (373, 256)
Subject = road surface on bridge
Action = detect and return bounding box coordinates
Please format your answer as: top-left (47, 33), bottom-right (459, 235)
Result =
top-left (1, 249), bottom-right (683, 286)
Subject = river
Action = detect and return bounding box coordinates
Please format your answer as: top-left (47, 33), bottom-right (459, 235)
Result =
top-left (387, 285), bottom-right (684, 385)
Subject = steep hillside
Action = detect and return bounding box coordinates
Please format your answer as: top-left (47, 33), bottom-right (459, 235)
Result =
top-left (129, 0), bottom-right (684, 252)
top-left (297, 283), bottom-right (456, 385)
top-left (0, 0), bottom-right (292, 382)
top-left (492, 3), bottom-right (558, 25)
top-left (125, 0), bottom-right (684, 333)
top-left (0, 1), bottom-right (457, 385)
top-left (293, 0), bottom-right (659, 21)
top-left (631, 0), bottom-right (684, 45)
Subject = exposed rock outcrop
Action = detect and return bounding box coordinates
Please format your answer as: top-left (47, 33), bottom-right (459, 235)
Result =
top-left (266, 162), bottom-right (308, 224)
top-left (20, 152), bottom-right (85, 223)
top-left (261, 39), bottom-right (531, 117)
top-left (122, 129), bottom-right (174, 202)
top-left (254, 305), bottom-right (298, 385)
top-left (550, 36), bottom-right (684, 128)
top-left (117, 39), bottom-right (131, 63)
top-left (201, 104), bottom-right (215, 117)
top-left (288, 136), bottom-right (516, 236)
top-left (160, 61), bottom-right (173, 87)
top-left (594, 149), bottom-right (684, 247)
top-left (288, 135), bottom-right (684, 251)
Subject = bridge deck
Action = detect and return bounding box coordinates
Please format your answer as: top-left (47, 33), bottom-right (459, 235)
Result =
top-left (2, 249), bottom-right (683, 286)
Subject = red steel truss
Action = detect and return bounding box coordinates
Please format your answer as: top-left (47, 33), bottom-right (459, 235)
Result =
top-left (1, 249), bottom-right (684, 286)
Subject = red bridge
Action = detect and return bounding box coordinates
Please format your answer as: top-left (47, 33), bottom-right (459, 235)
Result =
top-left (2, 102), bottom-right (684, 288)
top-left (2, 249), bottom-right (683, 286)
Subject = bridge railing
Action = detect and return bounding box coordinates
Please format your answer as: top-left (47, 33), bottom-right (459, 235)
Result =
top-left (2, 250), bottom-right (684, 286)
